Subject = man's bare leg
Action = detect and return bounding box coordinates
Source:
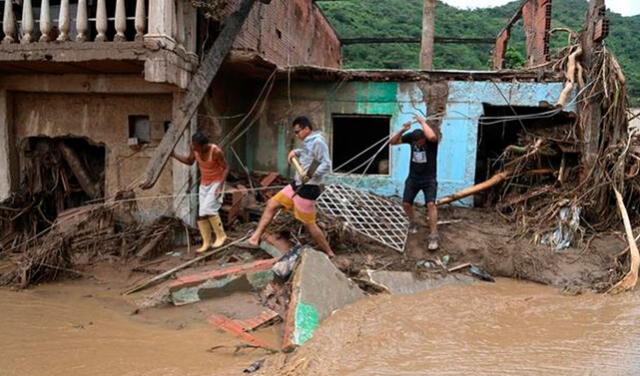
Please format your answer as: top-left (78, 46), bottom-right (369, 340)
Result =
top-left (247, 199), bottom-right (281, 246)
top-left (427, 202), bottom-right (438, 234)
top-left (304, 222), bottom-right (336, 258)
top-left (427, 201), bottom-right (439, 250)
top-left (403, 202), bottom-right (415, 222)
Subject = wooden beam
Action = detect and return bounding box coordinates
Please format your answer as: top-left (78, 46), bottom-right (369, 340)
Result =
top-left (139, 0), bottom-right (259, 190)
top-left (340, 36), bottom-right (495, 45)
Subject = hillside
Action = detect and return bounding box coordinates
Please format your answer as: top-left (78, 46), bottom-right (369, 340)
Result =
top-left (318, 0), bottom-right (640, 105)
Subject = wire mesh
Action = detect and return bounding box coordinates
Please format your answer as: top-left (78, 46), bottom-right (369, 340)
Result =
top-left (317, 184), bottom-right (409, 253)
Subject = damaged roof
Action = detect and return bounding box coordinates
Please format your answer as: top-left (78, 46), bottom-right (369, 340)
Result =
top-left (225, 52), bottom-right (566, 83)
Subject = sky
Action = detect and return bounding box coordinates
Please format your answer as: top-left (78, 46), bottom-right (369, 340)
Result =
top-left (440, 0), bottom-right (640, 16)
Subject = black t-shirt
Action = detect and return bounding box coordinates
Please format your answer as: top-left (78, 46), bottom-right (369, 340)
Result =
top-left (402, 130), bottom-right (438, 181)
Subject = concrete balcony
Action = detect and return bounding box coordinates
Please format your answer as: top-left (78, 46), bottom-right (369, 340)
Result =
top-left (0, 0), bottom-right (198, 88)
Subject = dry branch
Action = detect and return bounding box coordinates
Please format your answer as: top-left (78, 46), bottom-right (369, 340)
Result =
top-left (607, 189), bottom-right (639, 294)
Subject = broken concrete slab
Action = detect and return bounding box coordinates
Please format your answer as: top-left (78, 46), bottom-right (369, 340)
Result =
top-left (282, 248), bottom-right (364, 350)
top-left (169, 258), bottom-right (276, 306)
top-left (362, 270), bottom-right (474, 295)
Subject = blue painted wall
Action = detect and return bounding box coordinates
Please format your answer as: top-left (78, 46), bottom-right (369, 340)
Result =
top-left (326, 81), bottom-right (574, 206)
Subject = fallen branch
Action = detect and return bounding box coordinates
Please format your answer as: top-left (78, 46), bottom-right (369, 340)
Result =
top-left (447, 262), bottom-right (471, 273)
top-left (438, 169), bottom-right (554, 206)
top-left (437, 170), bottom-right (511, 206)
top-left (607, 188), bottom-right (639, 294)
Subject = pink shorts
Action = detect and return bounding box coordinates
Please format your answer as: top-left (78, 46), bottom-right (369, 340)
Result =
top-left (271, 185), bottom-right (316, 224)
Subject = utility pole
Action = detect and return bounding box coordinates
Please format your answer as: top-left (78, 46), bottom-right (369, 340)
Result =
top-left (419, 0), bottom-right (435, 70)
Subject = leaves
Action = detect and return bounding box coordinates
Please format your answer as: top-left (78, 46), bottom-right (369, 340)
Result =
top-left (319, 0), bottom-right (640, 105)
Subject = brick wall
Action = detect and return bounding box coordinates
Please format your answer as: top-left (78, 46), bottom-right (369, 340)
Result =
top-left (228, 0), bottom-right (341, 68)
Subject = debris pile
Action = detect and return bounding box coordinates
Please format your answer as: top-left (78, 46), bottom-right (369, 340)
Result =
top-left (439, 46), bottom-right (639, 246)
top-left (0, 196), bottom-right (185, 288)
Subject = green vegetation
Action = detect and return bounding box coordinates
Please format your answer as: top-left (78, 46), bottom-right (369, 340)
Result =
top-left (318, 0), bottom-right (640, 105)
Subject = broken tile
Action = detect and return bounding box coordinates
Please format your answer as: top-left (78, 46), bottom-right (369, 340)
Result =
top-left (233, 309), bottom-right (279, 332)
top-left (169, 259), bottom-right (277, 306)
top-left (209, 314), bottom-right (274, 349)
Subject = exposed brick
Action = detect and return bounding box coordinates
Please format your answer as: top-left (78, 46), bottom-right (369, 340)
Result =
top-left (522, 0), bottom-right (552, 66)
top-left (225, 0), bottom-right (341, 68)
top-left (493, 28), bottom-right (511, 70)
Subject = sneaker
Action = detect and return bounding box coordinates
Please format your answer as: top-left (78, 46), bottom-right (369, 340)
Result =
top-left (427, 233), bottom-right (439, 251)
top-left (409, 222), bottom-right (419, 234)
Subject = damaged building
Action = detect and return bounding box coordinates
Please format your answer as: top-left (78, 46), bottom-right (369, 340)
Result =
top-left (0, 0), bottom-right (341, 224)
top-left (1, 0), bottom-right (639, 364)
top-left (0, 0), bottom-right (575, 222)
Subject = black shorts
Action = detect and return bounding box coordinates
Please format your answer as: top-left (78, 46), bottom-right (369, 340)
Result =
top-left (290, 183), bottom-right (322, 200)
top-left (403, 178), bottom-right (437, 205)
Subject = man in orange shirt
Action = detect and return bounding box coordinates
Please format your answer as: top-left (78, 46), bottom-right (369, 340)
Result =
top-left (172, 131), bottom-right (228, 252)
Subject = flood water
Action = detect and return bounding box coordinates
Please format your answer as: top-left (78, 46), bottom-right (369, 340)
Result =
top-left (0, 282), bottom-right (266, 376)
top-left (2, 279), bottom-right (640, 376)
top-left (272, 279), bottom-right (640, 376)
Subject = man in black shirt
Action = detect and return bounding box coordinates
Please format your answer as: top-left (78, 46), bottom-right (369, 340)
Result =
top-left (390, 115), bottom-right (440, 250)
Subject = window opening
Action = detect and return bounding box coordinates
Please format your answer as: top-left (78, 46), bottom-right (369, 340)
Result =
top-left (332, 114), bottom-right (391, 175)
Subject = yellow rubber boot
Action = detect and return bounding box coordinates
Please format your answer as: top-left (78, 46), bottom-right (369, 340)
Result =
top-left (196, 219), bottom-right (212, 253)
top-left (209, 215), bottom-right (227, 248)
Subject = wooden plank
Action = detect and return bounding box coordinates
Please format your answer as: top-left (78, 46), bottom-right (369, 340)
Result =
top-left (139, 0), bottom-right (260, 189)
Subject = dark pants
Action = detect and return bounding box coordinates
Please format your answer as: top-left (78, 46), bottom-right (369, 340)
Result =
top-left (403, 178), bottom-right (437, 205)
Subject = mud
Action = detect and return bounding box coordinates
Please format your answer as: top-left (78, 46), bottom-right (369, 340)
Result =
top-left (335, 207), bottom-right (625, 293)
top-left (264, 279), bottom-right (640, 376)
top-left (0, 208), bottom-right (632, 375)
top-left (0, 278), bottom-right (273, 376)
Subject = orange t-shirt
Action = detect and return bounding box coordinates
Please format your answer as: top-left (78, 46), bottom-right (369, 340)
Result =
top-left (194, 145), bottom-right (225, 185)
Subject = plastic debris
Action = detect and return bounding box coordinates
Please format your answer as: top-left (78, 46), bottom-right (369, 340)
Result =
top-left (541, 205), bottom-right (582, 250)
top-left (244, 359), bottom-right (265, 373)
top-left (272, 244), bottom-right (303, 279)
top-left (469, 265), bottom-right (495, 282)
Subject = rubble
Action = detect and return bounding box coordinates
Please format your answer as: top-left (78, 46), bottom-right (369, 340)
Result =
top-left (282, 248), bottom-right (365, 350)
top-left (359, 270), bottom-right (474, 295)
top-left (169, 258), bottom-right (277, 305)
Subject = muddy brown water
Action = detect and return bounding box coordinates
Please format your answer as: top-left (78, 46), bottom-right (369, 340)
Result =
top-left (2, 279), bottom-right (640, 376)
top-left (0, 282), bottom-right (270, 376)
top-left (267, 279), bottom-right (640, 376)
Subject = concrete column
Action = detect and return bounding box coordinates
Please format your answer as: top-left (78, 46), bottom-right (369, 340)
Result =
top-left (184, 0), bottom-right (198, 58)
top-left (146, 0), bottom-right (174, 41)
top-left (0, 90), bottom-right (16, 201)
top-left (172, 91), bottom-right (196, 226)
top-left (419, 0), bottom-right (435, 70)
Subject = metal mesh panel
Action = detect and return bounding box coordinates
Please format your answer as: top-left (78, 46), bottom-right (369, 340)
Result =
top-left (317, 184), bottom-right (409, 253)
